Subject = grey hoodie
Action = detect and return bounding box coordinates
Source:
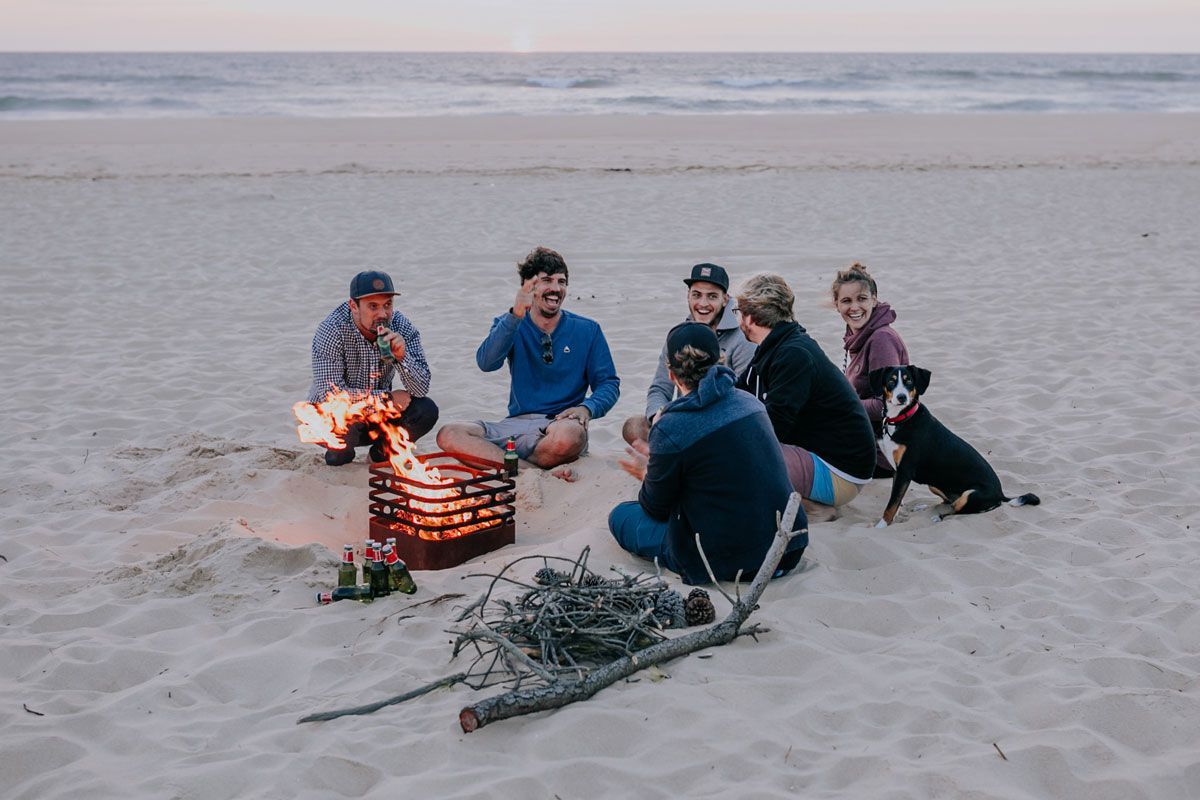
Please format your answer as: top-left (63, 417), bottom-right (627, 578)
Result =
top-left (644, 303), bottom-right (756, 419)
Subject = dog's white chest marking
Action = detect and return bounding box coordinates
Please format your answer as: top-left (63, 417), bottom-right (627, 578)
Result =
top-left (879, 427), bottom-right (902, 469)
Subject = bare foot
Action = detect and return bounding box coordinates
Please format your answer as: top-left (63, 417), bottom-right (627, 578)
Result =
top-left (550, 466), bottom-right (578, 482)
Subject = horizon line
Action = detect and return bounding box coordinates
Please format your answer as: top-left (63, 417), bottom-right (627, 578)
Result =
top-left (2, 49), bottom-right (1198, 56)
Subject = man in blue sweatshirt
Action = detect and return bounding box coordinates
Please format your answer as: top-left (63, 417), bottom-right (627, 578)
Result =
top-left (437, 247), bottom-right (620, 476)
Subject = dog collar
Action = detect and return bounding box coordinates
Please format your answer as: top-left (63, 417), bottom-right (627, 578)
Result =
top-left (885, 403), bottom-right (920, 425)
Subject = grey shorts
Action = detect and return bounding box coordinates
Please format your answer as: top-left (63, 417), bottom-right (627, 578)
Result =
top-left (476, 413), bottom-right (589, 460)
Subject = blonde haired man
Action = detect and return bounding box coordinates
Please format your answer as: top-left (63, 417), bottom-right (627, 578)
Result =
top-left (735, 273), bottom-right (876, 510)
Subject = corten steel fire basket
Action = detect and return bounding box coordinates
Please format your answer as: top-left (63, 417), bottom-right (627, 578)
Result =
top-left (367, 452), bottom-right (516, 570)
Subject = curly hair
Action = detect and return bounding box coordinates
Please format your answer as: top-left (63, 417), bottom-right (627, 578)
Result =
top-left (517, 246), bottom-right (569, 283)
top-left (831, 262), bottom-right (878, 301)
top-left (669, 344), bottom-right (717, 391)
top-left (735, 273), bottom-right (794, 329)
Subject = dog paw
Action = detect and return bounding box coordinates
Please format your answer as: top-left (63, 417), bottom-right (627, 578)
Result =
top-left (874, 519), bottom-right (889, 529)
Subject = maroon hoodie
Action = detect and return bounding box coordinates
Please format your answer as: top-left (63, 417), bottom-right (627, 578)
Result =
top-left (842, 302), bottom-right (909, 424)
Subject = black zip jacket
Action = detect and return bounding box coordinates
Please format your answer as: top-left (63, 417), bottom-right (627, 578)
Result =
top-left (737, 321), bottom-right (877, 480)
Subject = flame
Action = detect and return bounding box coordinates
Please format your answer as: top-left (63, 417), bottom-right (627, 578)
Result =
top-left (293, 388), bottom-right (507, 540)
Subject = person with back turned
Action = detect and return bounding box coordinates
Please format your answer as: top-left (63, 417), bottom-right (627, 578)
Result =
top-left (610, 322), bottom-right (807, 584)
top-left (734, 273), bottom-right (876, 514)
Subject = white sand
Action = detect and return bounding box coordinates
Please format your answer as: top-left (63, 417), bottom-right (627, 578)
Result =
top-left (2, 113), bottom-right (1198, 799)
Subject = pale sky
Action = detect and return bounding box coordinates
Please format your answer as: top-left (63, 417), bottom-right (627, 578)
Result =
top-left (1, 0), bottom-right (1197, 52)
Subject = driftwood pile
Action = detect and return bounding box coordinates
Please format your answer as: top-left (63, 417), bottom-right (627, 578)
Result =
top-left (298, 493), bottom-right (804, 732)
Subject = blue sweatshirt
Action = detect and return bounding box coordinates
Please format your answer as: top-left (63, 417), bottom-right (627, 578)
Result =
top-left (641, 366), bottom-right (808, 584)
top-left (476, 309), bottom-right (621, 419)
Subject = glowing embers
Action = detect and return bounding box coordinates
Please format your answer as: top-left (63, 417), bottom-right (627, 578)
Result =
top-left (368, 453), bottom-right (516, 570)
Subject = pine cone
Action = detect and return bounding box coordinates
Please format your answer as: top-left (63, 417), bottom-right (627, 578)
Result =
top-left (685, 588), bottom-right (715, 626)
top-left (533, 566), bottom-right (569, 586)
top-left (581, 573), bottom-right (608, 588)
top-left (652, 590), bottom-right (687, 629)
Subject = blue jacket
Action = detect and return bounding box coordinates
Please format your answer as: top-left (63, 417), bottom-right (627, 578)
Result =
top-left (641, 366), bottom-right (807, 584)
top-left (476, 309), bottom-right (621, 419)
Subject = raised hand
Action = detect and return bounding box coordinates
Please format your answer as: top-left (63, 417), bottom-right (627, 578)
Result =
top-left (513, 278), bottom-right (536, 318)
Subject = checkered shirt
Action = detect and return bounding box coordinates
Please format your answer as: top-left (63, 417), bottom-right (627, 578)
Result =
top-left (306, 303), bottom-right (432, 403)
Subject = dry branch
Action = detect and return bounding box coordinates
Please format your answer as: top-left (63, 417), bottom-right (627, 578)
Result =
top-left (458, 492), bottom-right (803, 732)
top-left (297, 672), bottom-right (470, 724)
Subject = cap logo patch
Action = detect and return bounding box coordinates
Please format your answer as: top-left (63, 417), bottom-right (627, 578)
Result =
top-left (701, 267), bottom-right (711, 277)
top-left (372, 278), bottom-right (386, 290)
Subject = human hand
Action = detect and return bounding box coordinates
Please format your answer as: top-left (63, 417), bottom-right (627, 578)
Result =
top-left (389, 390), bottom-right (412, 412)
top-left (377, 326), bottom-right (406, 361)
top-left (513, 278), bottom-right (536, 318)
top-left (618, 441), bottom-right (649, 481)
top-left (555, 406), bottom-right (592, 427)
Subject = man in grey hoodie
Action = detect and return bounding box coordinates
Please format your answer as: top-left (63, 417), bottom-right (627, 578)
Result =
top-left (622, 263), bottom-right (756, 445)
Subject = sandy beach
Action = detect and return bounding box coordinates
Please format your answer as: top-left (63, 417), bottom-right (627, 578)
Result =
top-left (2, 112), bottom-right (1199, 799)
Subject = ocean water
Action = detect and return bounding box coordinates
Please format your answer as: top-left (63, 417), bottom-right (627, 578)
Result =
top-left (1, 52), bottom-right (1198, 119)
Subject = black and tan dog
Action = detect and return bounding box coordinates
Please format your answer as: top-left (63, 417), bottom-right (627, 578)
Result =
top-left (869, 365), bottom-right (1040, 527)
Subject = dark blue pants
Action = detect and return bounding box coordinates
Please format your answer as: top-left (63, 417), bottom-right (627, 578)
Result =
top-left (608, 501), bottom-right (686, 574)
top-left (608, 500), bottom-right (803, 581)
top-left (325, 397), bottom-right (439, 465)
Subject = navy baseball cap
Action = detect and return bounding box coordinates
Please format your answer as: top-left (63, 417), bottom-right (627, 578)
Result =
top-left (349, 270), bottom-right (399, 300)
top-left (665, 321), bottom-right (721, 370)
top-left (684, 263), bottom-right (730, 293)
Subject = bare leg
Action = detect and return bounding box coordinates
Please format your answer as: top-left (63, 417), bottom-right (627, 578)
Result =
top-left (529, 419), bottom-right (587, 480)
top-left (435, 423), bottom-right (505, 464)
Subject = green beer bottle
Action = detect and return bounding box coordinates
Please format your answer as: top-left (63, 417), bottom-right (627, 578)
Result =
top-left (362, 539), bottom-right (376, 584)
top-left (316, 586), bottom-right (373, 604)
top-left (369, 547), bottom-right (390, 598)
top-left (338, 544), bottom-right (357, 588)
top-left (377, 325), bottom-right (394, 364)
top-left (504, 436), bottom-right (518, 477)
top-left (384, 545), bottom-right (417, 594)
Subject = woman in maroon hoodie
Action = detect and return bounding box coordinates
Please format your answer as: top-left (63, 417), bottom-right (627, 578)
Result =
top-left (832, 263), bottom-right (910, 475)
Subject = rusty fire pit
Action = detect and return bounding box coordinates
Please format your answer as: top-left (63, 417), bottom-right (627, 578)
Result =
top-left (368, 451), bottom-right (516, 570)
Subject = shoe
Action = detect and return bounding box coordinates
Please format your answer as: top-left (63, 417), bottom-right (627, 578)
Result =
top-left (368, 442), bottom-right (389, 463)
top-left (324, 446), bottom-right (355, 466)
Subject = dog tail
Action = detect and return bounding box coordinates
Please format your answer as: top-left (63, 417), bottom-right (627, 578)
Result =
top-left (1006, 493), bottom-right (1041, 507)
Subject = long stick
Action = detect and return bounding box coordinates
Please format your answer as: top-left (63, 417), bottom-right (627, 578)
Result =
top-left (458, 493), bottom-right (803, 732)
top-left (297, 672), bottom-right (470, 724)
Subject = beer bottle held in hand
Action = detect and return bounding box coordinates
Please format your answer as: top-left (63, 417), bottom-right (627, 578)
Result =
top-left (362, 540), bottom-right (376, 584)
top-left (369, 547), bottom-right (390, 598)
top-left (377, 325), bottom-right (394, 364)
top-left (504, 436), bottom-right (519, 477)
top-left (338, 544), bottom-right (357, 588)
top-left (317, 586), bottom-right (372, 604)
top-left (384, 545), bottom-right (417, 594)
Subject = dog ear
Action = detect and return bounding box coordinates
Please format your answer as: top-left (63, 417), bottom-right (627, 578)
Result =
top-left (868, 367), bottom-right (890, 397)
top-left (910, 366), bottom-right (932, 395)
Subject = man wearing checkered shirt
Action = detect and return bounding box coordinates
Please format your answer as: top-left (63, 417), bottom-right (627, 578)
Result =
top-left (306, 270), bottom-right (439, 466)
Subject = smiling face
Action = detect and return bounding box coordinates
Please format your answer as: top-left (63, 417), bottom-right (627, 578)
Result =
top-left (532, 271), bottom-right (568, 319)
top-left (687, 281), bottom-right (727, 327)
top-left (835, 280), bottom-right (877, 333)
top-left (349, 293), bottom-right (394, 338)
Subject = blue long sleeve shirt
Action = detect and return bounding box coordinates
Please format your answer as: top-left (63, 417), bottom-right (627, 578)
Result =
top-left (476, 309), bottom-right (620, 419)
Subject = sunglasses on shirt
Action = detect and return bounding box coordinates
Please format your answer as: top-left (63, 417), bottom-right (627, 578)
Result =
top-left (541, 332), bottom-right (554, 364)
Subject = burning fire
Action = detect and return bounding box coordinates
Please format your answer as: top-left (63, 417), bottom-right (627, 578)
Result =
top-left (293, 389), bottom-right (504, 540)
